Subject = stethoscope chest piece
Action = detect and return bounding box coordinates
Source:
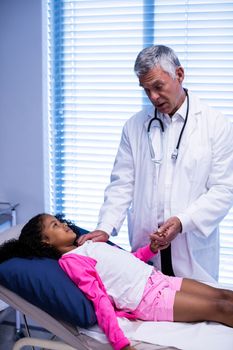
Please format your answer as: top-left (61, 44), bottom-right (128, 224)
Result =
top-left (171, 148), bottom-right (178, 160)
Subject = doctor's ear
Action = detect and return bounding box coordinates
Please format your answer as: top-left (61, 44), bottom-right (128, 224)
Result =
top-left (176, 67), bottom-right (184, 83)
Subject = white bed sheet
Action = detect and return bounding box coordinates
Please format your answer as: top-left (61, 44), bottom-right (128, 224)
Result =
top-left (79, 317), bottom-right (233, 350)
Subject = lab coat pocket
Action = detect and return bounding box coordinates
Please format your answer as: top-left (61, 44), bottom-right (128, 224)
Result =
top-left (191, 151), bottom-right (212, 200)
top-left (173, 144), bottom-right (211, 209)
top-left (183, 143), bottom-right (211, 186)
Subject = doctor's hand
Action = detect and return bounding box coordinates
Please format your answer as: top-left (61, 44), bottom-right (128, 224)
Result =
top-left (151, 216), bottom-right (182, 245)
top-left (77, 230), bottom-right (109, 246)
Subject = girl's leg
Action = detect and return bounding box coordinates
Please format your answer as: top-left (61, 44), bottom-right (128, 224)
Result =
top-left (173, 289), bottom-right (233, 327)
top-left (180, 278), bottom-right (233, 302)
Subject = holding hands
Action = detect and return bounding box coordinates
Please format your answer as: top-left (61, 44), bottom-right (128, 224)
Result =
top-left (150, 216), bottom-right (182, 251)
top-left (150, 238), bottom-right (170, 253)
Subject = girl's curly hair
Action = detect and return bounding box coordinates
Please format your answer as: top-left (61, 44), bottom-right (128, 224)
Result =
top-left (0, 213), bottom-right (81, 264)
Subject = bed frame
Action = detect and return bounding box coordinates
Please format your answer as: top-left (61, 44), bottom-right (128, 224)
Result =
top-left (0, 284), bottom-right (178, 350)
top-left (0, 284), bottom-right (113, 350)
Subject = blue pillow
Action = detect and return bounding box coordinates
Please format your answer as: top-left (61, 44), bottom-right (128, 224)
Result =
top-left (0, 223), bottom-right (96, 327)
top-left (0, 223), bottom-right (120, 328)
top-left (0, 257), bottom-right (96, 327)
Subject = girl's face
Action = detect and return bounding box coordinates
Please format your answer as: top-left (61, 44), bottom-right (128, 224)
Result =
top-left (41, 215), bottom-right (77, 253)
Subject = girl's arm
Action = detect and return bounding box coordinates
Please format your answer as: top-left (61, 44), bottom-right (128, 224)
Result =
top-left (132, 243), bottom-right (158, 262)
top-left (59, 254), bottom-right (130, 350)
top-left (132, 239), bottom-right (170, 263)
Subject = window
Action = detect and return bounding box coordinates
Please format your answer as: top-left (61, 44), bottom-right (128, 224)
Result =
top-left (46, 0), bottom-right (233, 286)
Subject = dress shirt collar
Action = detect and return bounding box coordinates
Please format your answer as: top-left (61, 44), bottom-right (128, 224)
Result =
top-left (157, 95), bottom-right (187, 123)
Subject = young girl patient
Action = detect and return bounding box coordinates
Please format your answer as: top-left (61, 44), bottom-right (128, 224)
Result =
top-left (1, 214), bottom-right (233, 350)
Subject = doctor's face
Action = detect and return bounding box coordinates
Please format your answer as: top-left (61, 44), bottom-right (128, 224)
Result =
top-left (139, 65), bottom-right (185, 117)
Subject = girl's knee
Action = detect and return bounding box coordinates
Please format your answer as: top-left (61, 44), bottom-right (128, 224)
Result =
top-left (215, 299), bottom-right (233, 315)
top-left (214, 288), bottom-right (233, 302)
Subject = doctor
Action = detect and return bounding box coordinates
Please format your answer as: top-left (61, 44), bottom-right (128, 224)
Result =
top-left (78, 45), bottom-right (233, 283)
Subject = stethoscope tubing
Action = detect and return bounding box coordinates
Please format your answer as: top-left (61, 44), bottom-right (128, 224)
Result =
top-left (147, 88), bottom-right (189, 161)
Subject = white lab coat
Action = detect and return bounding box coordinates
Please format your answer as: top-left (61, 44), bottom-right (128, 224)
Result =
top-left (97, 92), bottom-right (233, 283)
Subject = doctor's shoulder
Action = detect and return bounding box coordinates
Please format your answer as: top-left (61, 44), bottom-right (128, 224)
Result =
top-left (201, 101), bottom-right (232, 133)
top-left (125, 106), bottom-right (153, 132)
top-left (192, 92), bottom-right (226, 123)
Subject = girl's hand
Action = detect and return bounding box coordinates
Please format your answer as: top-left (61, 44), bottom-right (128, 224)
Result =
top-left (150, 239), bottom-right (160, 253)
top-left (150, 235), bottom-right (170, 253)
top-left (158, 242), bottom-right (171, 250)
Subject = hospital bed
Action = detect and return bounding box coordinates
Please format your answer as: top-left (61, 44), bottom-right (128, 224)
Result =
top-left (0, 224), bottom-right (233, 350)
top-left (0, 284), bottom-right (178, 350)
top-left (0, 283), bottom-right (106, 350)
top-left (0, 202), bottom-right (21, 334)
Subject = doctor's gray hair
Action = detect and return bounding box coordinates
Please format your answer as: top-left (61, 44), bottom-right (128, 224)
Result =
top-left (134, 45), bottom-right (181, 79)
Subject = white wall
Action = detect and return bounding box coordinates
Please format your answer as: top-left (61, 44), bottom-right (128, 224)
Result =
top-left (0, 0), bottom-right (45, 224)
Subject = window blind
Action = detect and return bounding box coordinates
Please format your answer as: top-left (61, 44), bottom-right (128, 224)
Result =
top-left (47, 0), bottom-right (150, 249)
top-left (46, 0), bottom-right (233, 286)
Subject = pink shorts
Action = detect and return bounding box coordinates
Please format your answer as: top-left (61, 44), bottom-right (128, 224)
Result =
top-left (133, 269), bottom-right (183, 322)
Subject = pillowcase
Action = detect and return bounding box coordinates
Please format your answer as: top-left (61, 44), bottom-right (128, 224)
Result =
top-left (0, 224), bottom-right (96, 328)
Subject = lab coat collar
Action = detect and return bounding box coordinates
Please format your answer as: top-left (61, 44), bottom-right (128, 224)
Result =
top-left (175, 91), bottom-right (202, 164)
top-left (143, 105), bottom-right (155, 131)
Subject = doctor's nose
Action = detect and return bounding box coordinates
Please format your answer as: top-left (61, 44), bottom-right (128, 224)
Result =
top-left (147, 90), bottom-right (160, 103)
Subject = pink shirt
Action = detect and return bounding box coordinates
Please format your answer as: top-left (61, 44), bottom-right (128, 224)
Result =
top-left (59, 243), bottom-right (156, 350)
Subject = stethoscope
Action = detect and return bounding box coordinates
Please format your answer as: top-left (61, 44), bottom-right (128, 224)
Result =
top-left (147, 88), bottom-right (189, 163)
